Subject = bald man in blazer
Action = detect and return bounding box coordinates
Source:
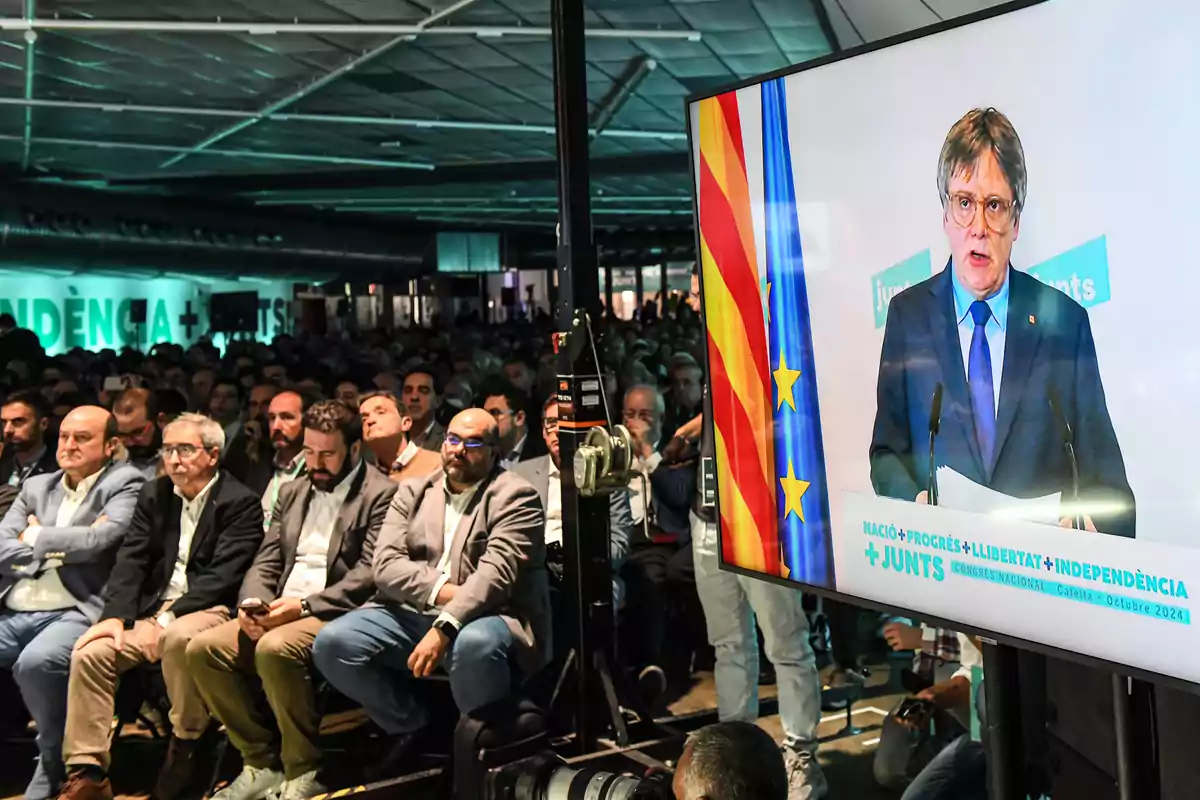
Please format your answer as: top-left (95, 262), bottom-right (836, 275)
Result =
top-left (312, 408), bottom-right (548, 782)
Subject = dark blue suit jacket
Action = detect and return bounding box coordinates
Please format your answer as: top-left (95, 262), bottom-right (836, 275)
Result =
top-left (869, 264), bottom-right (1135, 537)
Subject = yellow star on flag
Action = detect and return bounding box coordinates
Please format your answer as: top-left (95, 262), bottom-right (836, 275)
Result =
top-left (773, 352), bottom-right (802, 411)
top-left (780, 459), bottom-right (810, 523)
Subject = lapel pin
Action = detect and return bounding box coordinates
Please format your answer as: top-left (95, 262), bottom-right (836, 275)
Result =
top-left (1028, 314), bottom-right (1036, 325)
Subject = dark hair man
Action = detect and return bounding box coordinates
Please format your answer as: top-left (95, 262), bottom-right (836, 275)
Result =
top-left (510, 396), bottom-right (630, 660)
top-left (479, 377), bottom-right (545, 469)
top-left (401, 366), bottom-right (445, 452)
top-left (61, 414), bottom-right (264, 800)
top-left (358, 391), bottom-right (441, 483)
top-left (207, 377), bottom-right (244, 447)
top-left (0, 390), bottom-right (57, 488)
top-left (186, 401), bottom-right (397, 800)
top-left (113, 388), bottom-right (163, 481)
top-left (673, 722), bottom-right (789, 800)
top-left (0, 407), bottom-right (144, 800)
top-left (869, 107), bottom-right (1134, 535)
top-left (312, 409), bottom-right (548, 783)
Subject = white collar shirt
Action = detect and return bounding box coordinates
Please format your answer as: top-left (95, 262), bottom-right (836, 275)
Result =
top-left (281, 462), bottom-right (361, 599)
top-left (163, 473), bottom-right (220, 603)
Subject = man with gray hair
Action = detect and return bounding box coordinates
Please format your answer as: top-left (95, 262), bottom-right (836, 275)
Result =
top-left (60, 413), bottom-right (264, 800)
top-left (672, 721), bottom-right (789, 800)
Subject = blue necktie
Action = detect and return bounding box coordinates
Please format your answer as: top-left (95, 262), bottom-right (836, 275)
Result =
top-left (968, 300), bottom-right (995, 470)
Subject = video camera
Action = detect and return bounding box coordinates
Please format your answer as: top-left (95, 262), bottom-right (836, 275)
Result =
top-left (485, 753), bottom-right (674, 800)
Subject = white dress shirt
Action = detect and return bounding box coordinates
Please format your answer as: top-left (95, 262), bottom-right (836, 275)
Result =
top-left (390, 440), bottom-right (420, 472)
top-left (261, 452), bottom-right (306, 532)
top-left (628, 446), bottom-right (662, 526)
top-left (281, 463), bottom-right (360, 599)
top-left (545, 463), bottom-right (563, 546)
top-left (6, 470), bottom-right (103, 612)
top-left (157, 474), bottom-right (220, 626)
top-left (426, 480), bottom-right (482, 628)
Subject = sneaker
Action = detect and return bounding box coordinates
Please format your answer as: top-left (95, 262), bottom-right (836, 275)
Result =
top-left (210, 765), bottom-right (286, 800)
top-left (58, 769), bottom-right (113, 800)
top-left (783, 747), bottom-right (828, 800)
top-left (276, 770), bottom-right (327, 800)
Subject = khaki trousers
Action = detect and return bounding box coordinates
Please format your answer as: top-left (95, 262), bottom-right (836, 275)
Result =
top-left (186, 617), bottom-right (326, 779)
top-left (63, 605), bottom-right (229, 770)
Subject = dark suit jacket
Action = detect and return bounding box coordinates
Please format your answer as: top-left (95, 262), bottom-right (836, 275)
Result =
top-left (240, 463), bottom-right (397, 619)
top-left (0, 463), bottom-right (146, 621)
top-left (373, 467), bottom-right (551, 674)
top-left (101, 470), bottom-right (265, 623)
top-left (870, 264), bottom-right (1135, 536)
top-left (0, 446), bottom-right (58, 488)
top-left (509, 455), bottom-right (631, 568)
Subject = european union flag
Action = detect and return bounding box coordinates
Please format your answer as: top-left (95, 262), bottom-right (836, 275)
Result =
top-left (762, 78), bottom-right (833, 586)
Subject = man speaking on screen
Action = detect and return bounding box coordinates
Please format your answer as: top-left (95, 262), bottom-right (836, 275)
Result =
top-left (869, 107), bottom-right (1135, 537)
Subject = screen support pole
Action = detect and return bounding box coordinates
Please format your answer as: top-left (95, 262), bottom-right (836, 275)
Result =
top-left (551, 0), bottom-right (620, 756)
top-left (983, 642), bottom-right (1025, 800)
top-left (1113, 673), bottom-right (1159, 800)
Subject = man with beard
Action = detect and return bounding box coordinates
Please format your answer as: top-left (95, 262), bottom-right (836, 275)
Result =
top-left (186, 401), bottom-right (396, 800)
top-left (0, 407), bottom-right (144, 800)
top-left (60, 414), bottom-right (263, 800)
top-left (113, 389), bottom-right (164, 481)
top-left (358, 391), bottom-right (441, 483)
top-left (312, 409), bottom-right (549, 782)
top-left (232, 391), bottom-right (309, 531)
top-left (0, 390), bottom-right (57, 488)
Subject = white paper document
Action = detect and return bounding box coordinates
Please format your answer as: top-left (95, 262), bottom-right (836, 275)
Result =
top-left (935, 467), bottom-right (1062, 526)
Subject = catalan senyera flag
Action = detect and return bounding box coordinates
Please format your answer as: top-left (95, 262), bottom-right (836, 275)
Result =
top-left (697, 84), bottom-right (833, 585)
top-left (697, 92), bottom-right (780, 576)
top-left (762, 78), bottom-right (833, 586)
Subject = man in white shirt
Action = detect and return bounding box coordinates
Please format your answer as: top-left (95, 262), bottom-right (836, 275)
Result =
top-left (0, 406), bottom-right (143, 800)
top-left (312, 408), bottom-right (548, 783)
top-left (62, 414), bottom-right (263, 800)
top-left (186, 401), bottom-right (397, 800)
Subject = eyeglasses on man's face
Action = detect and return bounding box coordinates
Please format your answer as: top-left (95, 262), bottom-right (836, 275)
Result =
top-left (946, 192), bottom-right (1017, 233)
top-left (444, 433), bottom-right (488, 451)
top-left (160, 443), bottom-right (207, 460)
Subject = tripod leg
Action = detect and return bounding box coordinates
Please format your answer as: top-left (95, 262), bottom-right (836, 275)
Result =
top-left (595, 650), bottom-right (630, 746)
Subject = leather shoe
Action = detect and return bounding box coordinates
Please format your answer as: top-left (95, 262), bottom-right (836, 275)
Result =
top-left (363, 732), bottom-right (422, 784)
top-left (59, 769), bottom-right (113, 800)
top-left (154, 735), bottom-right (205, 800)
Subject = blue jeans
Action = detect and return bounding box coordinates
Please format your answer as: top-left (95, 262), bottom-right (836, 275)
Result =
top-left (312, 606), bottom-right (516, 735)
top-left (0, 607), bottom-right (91, 800)
top-left (901, 736), bottom-right (988, 800)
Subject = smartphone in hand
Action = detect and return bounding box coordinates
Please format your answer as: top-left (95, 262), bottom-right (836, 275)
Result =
top-left (239, 597), bottom-right (269, 617)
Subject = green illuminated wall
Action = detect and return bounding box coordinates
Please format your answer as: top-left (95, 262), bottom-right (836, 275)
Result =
top-left (0, 273), bottom-right (294, 355)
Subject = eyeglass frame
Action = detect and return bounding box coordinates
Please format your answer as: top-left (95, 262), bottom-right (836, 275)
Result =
top-left (444, 433), bottom-right (490, 451)
top-left (159, 443), bottom-right (215, 461)
top-left (944, 191), bottom-right (1019, 233)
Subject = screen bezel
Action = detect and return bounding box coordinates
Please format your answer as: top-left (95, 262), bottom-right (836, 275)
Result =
top-left (682, 0), bottom-right (1200, 694)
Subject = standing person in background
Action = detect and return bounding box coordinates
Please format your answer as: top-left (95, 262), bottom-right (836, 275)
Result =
top-left (0, 390), bottom-right (57, 488)
top-left (401, 367), bottom-right (445, 452)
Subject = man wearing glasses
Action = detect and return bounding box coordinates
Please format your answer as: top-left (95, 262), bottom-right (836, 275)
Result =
top-left (312, 408), bottom-right (548, 783)
top-left (870, 107), bottom-right (1134, 537)
top-left (60, 413), bottom-right (263, 800)
top-left (0, 406), bottom-right (143, 800)
top-left (479, 377), bottom-right (545, 469)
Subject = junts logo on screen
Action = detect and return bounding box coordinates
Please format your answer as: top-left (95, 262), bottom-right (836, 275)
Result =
top-left (871, 235), bottom-right (1112, 329)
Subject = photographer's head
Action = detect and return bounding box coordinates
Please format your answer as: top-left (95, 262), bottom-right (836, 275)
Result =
top-left (673, 722), bottom-right (787, 800)
top-left (938, 107), bottom-right (1026, 301)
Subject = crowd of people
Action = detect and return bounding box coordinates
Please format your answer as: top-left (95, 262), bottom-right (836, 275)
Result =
top-left (0, 288), bottom-right (986, 800)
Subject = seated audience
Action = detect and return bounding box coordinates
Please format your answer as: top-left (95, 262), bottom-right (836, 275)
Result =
top-left (400, 366), bottom-right (445, 451)
top-left (60, 413), bottom-right (264, 800)
top-left (358, 391), bottom-right (441, 482)
top-left (0, 407), bottom-right (144, 800)
top-left (187, 400), bottom-right (396, 800)
top-left (1, 390), bottom-right (57, 488)
top-left (311, 408), bottom-right (548, 782)
top-left (479, 377), bottom-right (545, 468)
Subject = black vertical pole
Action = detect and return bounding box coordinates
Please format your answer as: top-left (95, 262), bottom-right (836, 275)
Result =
top-left (634, 264), bottom-right (645, 319)
top-left (1113, 673), bottom-right (1160, 800)
top-left (551, 0), bottom-right (612, 755)
top-left (983, 642), bottom-right (1025, 800)
top-left (603, 265), bottom-right (614, 319)
top-left (659, 261), bottom-right (670, 314)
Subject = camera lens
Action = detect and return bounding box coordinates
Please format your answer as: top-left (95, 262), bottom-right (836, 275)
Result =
top-left (543, 767), bottom-right (645, 800)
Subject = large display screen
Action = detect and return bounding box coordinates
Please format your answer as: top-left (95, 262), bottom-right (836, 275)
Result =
top-left (689, 0), bottom-right (1200, 684)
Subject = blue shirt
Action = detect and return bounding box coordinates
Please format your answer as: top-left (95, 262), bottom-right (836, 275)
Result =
top-left (951, 267), bottom-right (1008, 418)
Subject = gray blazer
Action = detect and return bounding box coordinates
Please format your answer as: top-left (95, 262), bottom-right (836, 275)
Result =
top-left (509, 455), bottom-right (631, 569)
top-left (240, 462), bottom-right (397, 619)
top-left (0, 462), bottom-right (147, 621)
top-left (373, 467), bottom-right (551, 674)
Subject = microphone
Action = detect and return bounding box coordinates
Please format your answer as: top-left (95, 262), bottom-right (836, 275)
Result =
top-left (928, 383), bottom-right (943, 506)
top-left (1048, 388), bottom-right (1082, 529)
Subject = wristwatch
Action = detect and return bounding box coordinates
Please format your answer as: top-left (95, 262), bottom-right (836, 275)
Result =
top-left (432, 617), bottom-right (458, 642)
top-left (299, 599), bottom-right (312, 619)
